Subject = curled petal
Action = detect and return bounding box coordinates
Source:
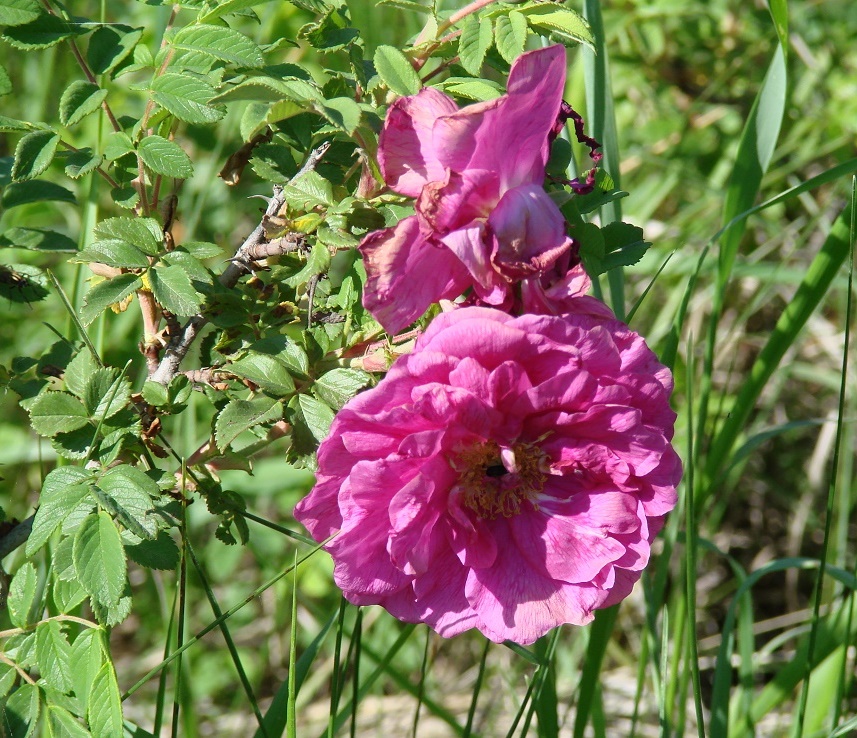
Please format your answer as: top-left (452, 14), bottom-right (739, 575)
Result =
top-left (359, 216), bottom-right (470, 334)
top-left (378, 87), bottom-right (459, 197)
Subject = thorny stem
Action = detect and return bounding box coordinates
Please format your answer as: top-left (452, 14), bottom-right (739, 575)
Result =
top-left (149, 142), bottom-right (331, 384)
top-left (138, 288), bottom-right (163, 375)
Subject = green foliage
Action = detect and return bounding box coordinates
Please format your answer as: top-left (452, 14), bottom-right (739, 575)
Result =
top-left (1, 0), bottom-right (855, 735)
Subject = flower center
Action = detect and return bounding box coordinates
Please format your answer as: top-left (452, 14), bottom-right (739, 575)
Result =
top-left (453, 441), bottom-right (547, 519)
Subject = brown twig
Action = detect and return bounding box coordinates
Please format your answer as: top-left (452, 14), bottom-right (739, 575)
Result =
top-left (149, 142), bottom-right (331, 384)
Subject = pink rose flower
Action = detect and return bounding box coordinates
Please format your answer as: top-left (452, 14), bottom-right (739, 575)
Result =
top-left (294, 307), bottom-right (681, 644)
top-left (361, 45), bottom-right (574, 334)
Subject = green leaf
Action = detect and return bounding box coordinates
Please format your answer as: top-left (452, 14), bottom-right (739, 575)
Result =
top-left (229, 352), bottom-right (296, 396)
top-left (251, 335), bottom-right (310, 378)
top-left (1, 180), bottom-right (76, 208)
top-left (0, 0), bottom-right (41, 27)
top-left (494, 10), bottom-right (527, 64)
top-left (3, 682), bottom-right (40, 738)
top-left (125, 531), bottom-right (180, 570)
top-left (458, 15), bottom-right (492, 75)
top-left (1, 13), bottom-right (74, 49)
top-left (80, 273), bottom-right (142, 326)
top-left (313, 368), bottom-right (371, 410)
top-left (141, 380), bottom-right (169, 407)
top-left (298, 394), bottom-right (334, 442)
top-left (250, 143), bottom-right (297, 183)
top-left (47, 704), bottom-right (92, 738)
top-left (8, 561), bottom-right (38, 628)
top-left (29, 391), bottom-right (90, 436)
top-left (281, 170), bottom-right (334, 210)
top-left (87, 24), bottom-right (142, 76)
top-left (215, 395), bottom-right (282, 450)
top-left (59, 81), bottom-right (108, 127)
top-left (137, 135), bottom-right (193, 179)
top-left (63, 149), bottom-right (103, 179)
top-left (317, 97), bottom-right (361, 135)
top-left (12, 130), bottom-right (60, 181)
top-left (82, 368), bottom-right (131, 421)
top-left (76, 240), bottom-right (150, 269)
top-left (73, 510), bottom-right (127, 607)
top-left (96, 464), bottom-right (159, 539)
top-left (94, 217), bottom-right (163, 256)
top-left (438, 77), bottom-right (502, 102)
top-left (36, 620), bottom-right (73, 693)
top-left (0, 227), bottom-right (76, 252)
top-left (149, 263), bottom-right (203, 315)
top-left (64, 350), bottom-right (99, 398)
top-left (102, 131), bottom-right (133, 161)
top-left (0, 115), bottom-right (30, 132)
top-left (182, 240), bottom-right (221, 258)
top-left (200, 0), bottom-right (279, 22)
top-left (0, 64), bottom-right (11, 96)
top-left (0, 663), bottom-right (16, 697)
top-left (600, 221), bottom-right (650, 271)
top-left (88, 663), bottom-right (123, 738)
top-left (27, 468), bottom-right (94, 555)
top-left (373, 45), bottom-right (421, 96)
top-left (151, 72), bottom-right (224, 124)
top-left (69, 629), bottom-right (104, 715)
top-left (518, 4), bottom-right (593, 47)
top-left (172, 24), bottom-right (264, 68)
top-left (89, 591), bottom-right (132, 627)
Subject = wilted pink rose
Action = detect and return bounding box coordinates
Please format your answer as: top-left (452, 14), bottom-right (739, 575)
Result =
top-left (361, 45), bottom-right (574, 334)
top-left (294, 307), bottom-right (680, 644)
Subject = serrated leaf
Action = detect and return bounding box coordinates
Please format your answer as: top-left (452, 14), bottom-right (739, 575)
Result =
top-left (229, 352), bottom-right (296, 396)
top-left (47, 704), bottom-right (91, 738)
top-left (69, 629), bottom-right (103, 713)
top-left (63, 149), bottom-right (103, 179)
top-left (8, 561), bottom-right (38, 628)
top-left (80, 273), bottom-right (142, 326)
top-left (12, 130), bottom-right (59, 181)
top-left (36, 620), bottom-right (73, 692)
top-left (52, 535), bottom-right (78, 581)
top-left (250, 143), bottom-right (297, 183)
top-left (252, 335), bottom-right (310, 378)
top-left (373, 45), bottom-right (421, 96)
top-left (200, 0), bottom-right (279, 22)
top-left (316, 225), bottom-right (358, 249)
top-left (0, 0), bottom-right (41, 27)
top-left (141, 379), bottom-right (169, 406)
top-left (518, 4), bottom-right (593, 47)
top-left (82, 368), bottom-right (130, 421)
top-left (313, 368), bottom-right (371, 410)
top-left (73, 510), bottom-right (127, 607)
top-left (149, 263), bottom-right (203, 315)
top-left (64, 350), bottom-right (99, 398)
top-left (458, 15), bottom-right (492, 75)
top-left (89, 591), bottom-right (132, 627)
top-left (215, 395), bottom-right (282, 450)
top-left (137, 135), bottom-right (193, 178)
top-left (151, 72), bottom-right (224, 124)
top-left (87, 663), bottom-right (123, 738)
top-left (102, 131), bottom-right (133, 161)
top-left (0, 227), bottom-right (76, 251)
top-left (27, 468), bottom-right (93, 555)
top-left (3, 682), bottom-right (40, 738)
top-left (297, 394), bottom-right (334, 442)
top-left (439, 77), bottom-right (502, 101)
top-left (281, 170), bottom-right (334, 210)
top-left (96, 464), bottom-right (159, 539)
top-left (28, 391), bottom-right (89, 436)
top-left (601, 221), bottom-right (650, 272)
top-left (59, 81), bottom-right (108, 127)
top-left (125, 531), bottom-right (180, 570)
top-left (2, 13), bottom-right (73, 49)
top-left (317, 96), bottom-right (361, 135)
top-left (93, 216), bottom-right (162, 256)
top-left (181, 240), bottom-right (221, 258)
top-left (87, 24), bottom-right (142, 76)
top-left (1, 180), bottom-right (76, 208)
top-left (494, 10), bottom-right (527, 64)
top-left (76, 240), bottom-right (150, 269)
top-left (0, 663), bottom-right (16, 698)
top-left (0, 115), bottom-right (29, 132)
top-left (0, 64), bottom-right (11, 96)
top-left (172, 24), bottom-right (264, 68)
top-left (53, 578), bottom-right (88, 612)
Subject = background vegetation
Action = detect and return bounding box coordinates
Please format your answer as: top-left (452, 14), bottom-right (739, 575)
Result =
top-left (1, 0), bottom-right (856, 735)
